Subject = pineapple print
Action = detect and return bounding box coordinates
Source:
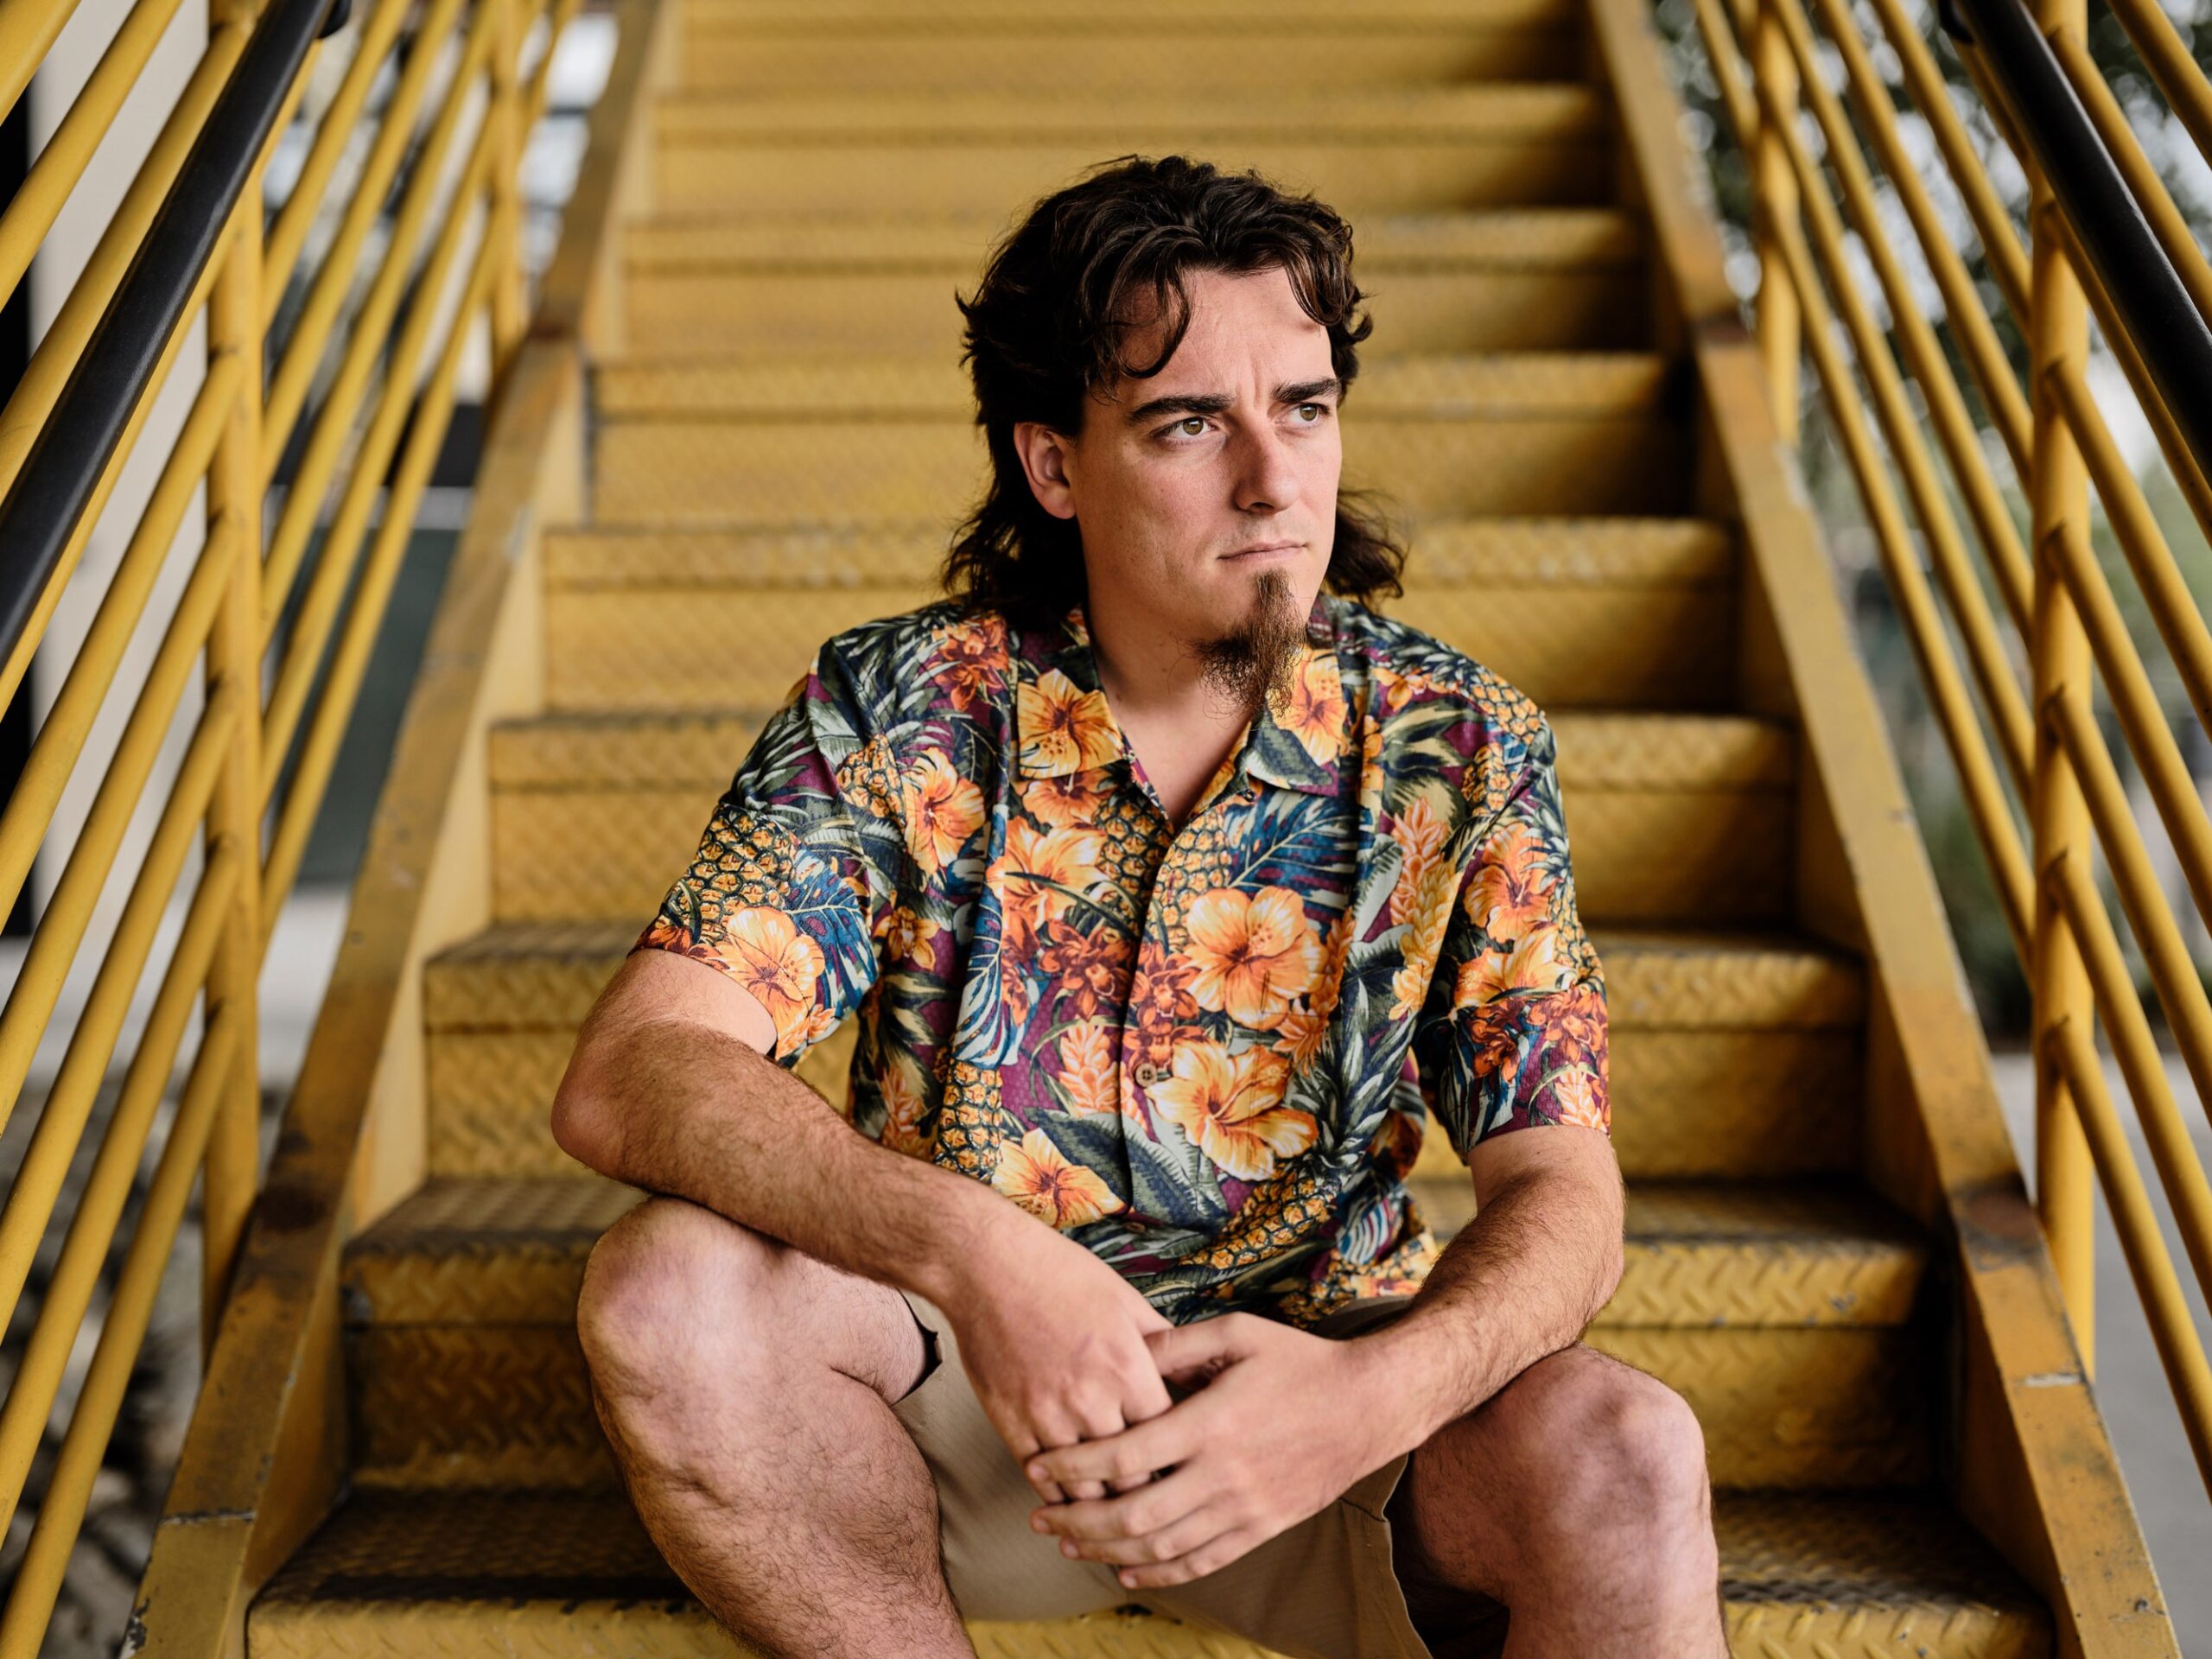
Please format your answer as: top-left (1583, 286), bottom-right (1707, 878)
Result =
top-left (693, 810), bottom-right (795, 922)
top-left (1187, 1158), bottom-right (1338, 1270)
top-left (931, 1054), bottom-right (1012, 1182)
top-left (1093, 792), bottom-right (1168, 925)
top-left (834, 734), bottom-right (904, 821)
top-left (1154, 810), bottom-right (1231, 935)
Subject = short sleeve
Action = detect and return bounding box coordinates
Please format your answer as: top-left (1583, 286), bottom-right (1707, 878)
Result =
top-left (628, 643), bottom-right (902, 1067)
top-left (1412, 717), bottom-right (1610, 1159)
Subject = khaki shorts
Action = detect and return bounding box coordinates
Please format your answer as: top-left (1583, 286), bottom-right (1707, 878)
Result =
top-left (890, 1288), bottom-right (1486, 1659)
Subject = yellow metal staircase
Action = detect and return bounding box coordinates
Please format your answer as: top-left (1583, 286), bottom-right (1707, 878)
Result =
top-left (148, 0), bottom-right (2173, 1652)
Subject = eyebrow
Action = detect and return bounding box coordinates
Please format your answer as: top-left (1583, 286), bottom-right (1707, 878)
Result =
top-left (1121, 377), bottom-right (1344, 427)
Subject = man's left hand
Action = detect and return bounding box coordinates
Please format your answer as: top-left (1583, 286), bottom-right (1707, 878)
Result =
top-left (1021, 1312), bottom-right (1399, 1589)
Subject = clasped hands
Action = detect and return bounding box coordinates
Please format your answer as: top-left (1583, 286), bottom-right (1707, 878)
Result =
top-left (1018, 1312), bottom-right (1394, 1591)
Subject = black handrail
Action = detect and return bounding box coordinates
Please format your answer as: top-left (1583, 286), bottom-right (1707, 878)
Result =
top-left (0, 0), bottom-right (350, 677)
top-left (1948, 0), bottom-right (2212, 483)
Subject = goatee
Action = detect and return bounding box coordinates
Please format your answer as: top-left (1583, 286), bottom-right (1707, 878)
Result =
top-left (1188, 567), bottom-right (1309, 721)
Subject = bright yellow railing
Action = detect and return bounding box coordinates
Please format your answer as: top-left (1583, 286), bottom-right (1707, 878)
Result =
top-left (1681, 0), bottom-right (2212, 1498)
top-left (0, 0), bottom-right (575, 1645)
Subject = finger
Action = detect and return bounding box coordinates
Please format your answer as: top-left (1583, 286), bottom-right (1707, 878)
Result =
top-left (1027, 1407), bottom-right (1190, 1494)
top-left (1105, 1522), bottom-right (1265, 1591)
top-left (1007, 1429), bottom-right (1070, 1505)
top-left (1059, 1501), bottom-right (1236, 1570)
top-left (1034, 1467), bottom-right (1213, 1551)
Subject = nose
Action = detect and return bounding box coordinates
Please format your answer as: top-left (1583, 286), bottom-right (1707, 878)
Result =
top-left (1230, 418), bottom-right (1303, 517)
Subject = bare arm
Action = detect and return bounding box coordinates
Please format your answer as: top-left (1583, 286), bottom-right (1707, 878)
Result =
top-left (1351, 1125), bottom-right (1624, 1451)
top-left (550, 947), bottom-right (1029, 1308)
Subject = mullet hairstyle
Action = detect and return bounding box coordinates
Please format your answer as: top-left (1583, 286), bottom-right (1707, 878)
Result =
top-left (939, 154), bottom-right (1408, 632)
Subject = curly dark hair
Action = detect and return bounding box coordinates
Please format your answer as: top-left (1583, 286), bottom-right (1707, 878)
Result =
top-left (938, 154), bottom-right (1408, 630)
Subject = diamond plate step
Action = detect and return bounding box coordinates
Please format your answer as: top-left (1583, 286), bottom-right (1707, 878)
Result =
top-left (623, 207), bottom-right (1647, 355)
top-left (480, 705), bottom-right (1791, 928)
top-left (590, 352), bottom-right (1691, 524)
top-left (650, 88), bottom-right (1614, 217)
top-left (246, 1487), bottom-right (2048, 1657)
top-left (423, 924), bottom-right (1862, 1183)
top-left (340, 1173), bottom-right (1926, 1491)
top-left (537, 518), bottom-right (1737, 714)
top-left (672, 2), bottom-right (1583, 95)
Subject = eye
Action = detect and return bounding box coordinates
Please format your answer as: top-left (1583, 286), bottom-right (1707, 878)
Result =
top-left (1294, 403), bottom-right (1330, 423)
top-left (1174, 416), bottom-right (1209, 437)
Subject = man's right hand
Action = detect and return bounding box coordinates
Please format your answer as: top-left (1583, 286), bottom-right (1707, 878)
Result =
top-left (940, 1226), bottom-right (1179, 1507)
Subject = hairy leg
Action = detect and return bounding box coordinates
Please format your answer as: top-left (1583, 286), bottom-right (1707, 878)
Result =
top-left (575, 1195), bottom-right (974, 1659)
top-left (1384, 1344), bottom-right (1727, 1659)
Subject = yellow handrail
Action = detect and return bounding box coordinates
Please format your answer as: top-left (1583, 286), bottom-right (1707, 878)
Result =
top-left (0, 0), bottom-right (569, 1647)
top-left (1682, 0), bottom-right (2212, 1506)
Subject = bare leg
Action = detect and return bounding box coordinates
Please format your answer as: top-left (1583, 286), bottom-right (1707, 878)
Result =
top-left (1384, 1345), bottom-right (1728, 1659)
top-left (575, 1196), bottom-right (976, 1659)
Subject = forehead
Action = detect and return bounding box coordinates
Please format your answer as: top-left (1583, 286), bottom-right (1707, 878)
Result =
top-left (1108, 265), bottom-right (1331, 390)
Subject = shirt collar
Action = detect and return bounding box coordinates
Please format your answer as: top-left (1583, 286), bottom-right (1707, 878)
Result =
top-left (1014, 594), bottom-right (1351, 798)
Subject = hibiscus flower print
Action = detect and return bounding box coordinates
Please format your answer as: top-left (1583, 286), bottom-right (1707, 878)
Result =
top-left (928, 613), bottom-right (1009, 712)
top-left (989, 817), bottom-right (1103, 958)
top-left (1184, 885), bottom-right (1320, 1029)
top-left (996, 1127), bottom-right (1126, 1228)
top-left (714, 906), bottom-right (825, 1059)
top-left (1018, 667), bottom-right (1118, 774)
top-left (901, 749), bottom-right (984, 874)
top-left (1147, 1039), bottom-right (1316, 1182)
top-left (1027, 771), bottom-right (1107, 829)
top-left (1465, 820), bottom-right (1554, 942)
top-left (1455, 926), bottom-right (1567, 1006)
top-left (1280, 648), bottom-right (1348, 765)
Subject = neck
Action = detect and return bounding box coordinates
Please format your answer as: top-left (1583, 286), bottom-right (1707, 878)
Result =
top-left (1083, 582), bottom-right (1268, 739)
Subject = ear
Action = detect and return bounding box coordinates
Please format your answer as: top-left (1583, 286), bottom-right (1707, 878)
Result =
top-left (1011, 420), bottom-right (1079, 521)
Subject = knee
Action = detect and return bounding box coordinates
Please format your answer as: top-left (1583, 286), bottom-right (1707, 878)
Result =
top-left (575, 1196), bottom-right (777, 1409)
top-left (1503, 1351), bottom-right (1713, 1558)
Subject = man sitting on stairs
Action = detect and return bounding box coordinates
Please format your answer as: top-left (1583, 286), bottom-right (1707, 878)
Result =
top-left (549, 154), bottom-right (1728, 1659)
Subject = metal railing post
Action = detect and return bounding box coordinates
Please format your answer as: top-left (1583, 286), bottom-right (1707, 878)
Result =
top-left (2027, 0), bottom-right (2096, 1364)
top-left (1750, 0), bottom-right (1802, 437)
top-left (489, 0), bottom-right (529, 363)
top-left (200, 0), bottom-right (267, 1352)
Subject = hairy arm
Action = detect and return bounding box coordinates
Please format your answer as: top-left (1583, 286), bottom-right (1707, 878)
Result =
top-left (550, 950), bottom-right (1028, 1308)
top-left (1350, 1127), bottom-right (1624, 1453)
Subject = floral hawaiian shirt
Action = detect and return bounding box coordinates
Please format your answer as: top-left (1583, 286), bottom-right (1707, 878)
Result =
top-left (630, 591), bottom-right (1609, 1330)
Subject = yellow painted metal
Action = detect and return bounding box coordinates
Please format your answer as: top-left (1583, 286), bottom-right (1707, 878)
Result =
top-left (263, 223), bottom-right (507, 925)
top-left (2048, 27), bottom-right (2212, 337)
top-left (0, 18), bottom-right (255, 717)
top-left (0, 988), bottom-right (247, 1656)
top-left (204, 123), bottom-right (265, 1353)
top-left (0, 0), bottom-right (195, 310)
top-left (0, 0), bottom-right (83, 131)
top-left (1793, 0), bottom-right (2031, 629)
top-left (1749, 0), bottom-right (1800, 441)
top-left (259, 118), bottom-right (502, 802)
top-left (1751, 0), bottom-right (2035, 792)
top-left (0, 715), bottom-right (245, 1529)
top-left (2046, 1009), bottom-right (2212, 1500)
top-left (2026, 0), bottom-right (2097, 1353)
top-left (256, 0), bottom-right (480, 473)
top-left (261, 0), bottom-right (420, 308)
top-left (0, 660), bottom-right (246, 1365)
top-left (2099, 0), bottom-right (2212, 166)
top-left (0, 347), bottom-right (240, 933)
top-left (0, 521), bottom-right (245, 1147)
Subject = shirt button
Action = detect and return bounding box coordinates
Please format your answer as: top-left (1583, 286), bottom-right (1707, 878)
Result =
top-left (1134, 1062), bottom-right (1163, 1085)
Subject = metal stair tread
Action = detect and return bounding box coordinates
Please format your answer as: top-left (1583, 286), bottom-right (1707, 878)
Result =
top-left (482, 705), bottom-right (1793, 791)
top-left (651, 84), bottom-right (1609, 142)
top-left (682, 0), bottom-right (1578, 28)
top-left (342, 1173), bottom-right (1921, 1330)
top-left (622, 207), bottom-right (1642, 271)
top-left (423, 918), bottom-right (1864, 1033)
top-left (594, 350), bottom-right (1678, 420)
top-left (541, 516), bottom-right (1732, 590)
top-left (245, 1485), bottom-right (2047, 1656)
